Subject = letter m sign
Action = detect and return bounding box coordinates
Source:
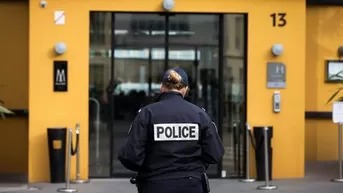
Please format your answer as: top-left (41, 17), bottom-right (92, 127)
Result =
top-left (53, 61), bottom-right (68, 92)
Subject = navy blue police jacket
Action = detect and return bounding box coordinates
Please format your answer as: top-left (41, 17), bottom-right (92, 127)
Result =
top-left (117, 91), bottom-right (225, 181)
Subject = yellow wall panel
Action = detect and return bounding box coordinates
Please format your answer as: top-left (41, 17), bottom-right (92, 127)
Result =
top-left (0, 1), bottom-right (29, 175)
top-left (305, 6), bottom-right (343, 162)
top-left (305, 120), bottom-right (318, 161)
top-left (315, 120), bottom-right (342, 161)
top-left (0, 1), bottom-right (28, 109)
top-left (0, 118), bottom-right (28, 173)
top-left (247, 6), bottom-right (306, 179)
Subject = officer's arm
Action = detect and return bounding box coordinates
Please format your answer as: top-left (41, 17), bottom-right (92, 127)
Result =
top-left (117, 108), bottom-right (150, 172)
top-left (200, 113), bottom-right (225, 164)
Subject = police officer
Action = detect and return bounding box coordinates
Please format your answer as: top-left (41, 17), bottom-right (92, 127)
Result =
top-left (117, 67), bottom-right (225, 193)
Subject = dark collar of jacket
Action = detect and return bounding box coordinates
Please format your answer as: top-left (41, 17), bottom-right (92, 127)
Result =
top-left (154, 91), bottom-right (183, 102)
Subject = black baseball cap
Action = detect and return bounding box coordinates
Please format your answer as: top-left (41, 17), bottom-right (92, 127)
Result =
top-left (162, 67), bottom-right (189, 86)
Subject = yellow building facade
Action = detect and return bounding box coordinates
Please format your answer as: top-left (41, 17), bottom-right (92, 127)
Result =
top-left (2, 0), bottom-right (341, 183)
top-left (305, 6), bottom-right (343, 161)
top-left (29, 0), bottom-right (306, 182)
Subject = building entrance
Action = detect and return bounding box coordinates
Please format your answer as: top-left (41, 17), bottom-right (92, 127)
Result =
top-left (88, 12), bottom-right (247, 178)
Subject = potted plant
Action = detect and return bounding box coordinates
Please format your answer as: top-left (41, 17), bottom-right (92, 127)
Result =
top-left (326, 71), bottom-right (343, 104)
top-left (0, 99), bottom-right (14, 119)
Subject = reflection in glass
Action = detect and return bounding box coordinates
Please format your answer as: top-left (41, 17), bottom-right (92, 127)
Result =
top-left (221, 14), bottom-right (246, 177)
top-left (111, 13), bottom-right (166, 176)
top-left (89, 12), bottom-right (112, 177)
top-left (168, 14), bottom-right (220, 177)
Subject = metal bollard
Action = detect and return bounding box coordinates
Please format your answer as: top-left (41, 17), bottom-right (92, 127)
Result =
top-left (257, 126), bottom-right (276, 190)
top-left (332, 122), bottom-right (343, 182)
top-left (240, 123), bottom-right (255, 182)
top-left (71, 123), bottom-right (89, 184)
top-left (57, 128), bottom-right (78, 193)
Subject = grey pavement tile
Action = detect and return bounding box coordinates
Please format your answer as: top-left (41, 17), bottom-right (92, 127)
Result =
top-left (2, 178), bottom-right (343, 193)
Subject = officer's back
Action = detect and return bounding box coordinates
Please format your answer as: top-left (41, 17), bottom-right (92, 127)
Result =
top-left (117, 67), bottom-right (225, 193)
top-left (139, 91), bottom-right (209, 180)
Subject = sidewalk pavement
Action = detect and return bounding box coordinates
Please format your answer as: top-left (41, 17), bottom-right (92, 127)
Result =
top-left (2, 177), bottom-right (343, 193)
top-left (1, 161), bottom-right (343, 193)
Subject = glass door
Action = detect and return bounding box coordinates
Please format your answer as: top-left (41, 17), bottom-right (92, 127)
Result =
top-left (220, 14), bottom-right (247, 178)
top-left (111, 13), bottom-right (166, 177)
top-left (89, 11), bottom-right (247, 179)
top-left (168, 14), bottom-right (221, 177)
top-left (89, 12), bottom-right (112, 177)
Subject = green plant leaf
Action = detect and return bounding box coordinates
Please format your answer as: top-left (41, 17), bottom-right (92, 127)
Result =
top-left (0, 105), bottom-right (14, 120)
top-left (0, 105), bottom-right (13, 114)
top-left (326, 70), bottom-right (343, 104)
top-left (0, 113), bottom-right (4, 120)
top-left (327, 87), bottom-right (343, 104)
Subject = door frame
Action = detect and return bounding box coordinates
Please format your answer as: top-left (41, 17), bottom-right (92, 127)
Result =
top-left (89, 11), bottom-right (248, 179)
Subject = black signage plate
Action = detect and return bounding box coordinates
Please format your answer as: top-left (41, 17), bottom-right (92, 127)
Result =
top-left (53, 61), bottom-right (68, 92)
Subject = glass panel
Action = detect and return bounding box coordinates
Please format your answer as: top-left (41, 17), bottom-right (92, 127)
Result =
top-left (168, 14), bottom-right (220, 177)
top-left (221, 14), bottom-right (246, 177)
top-left (89, 12), bottom-right (112, 177)
top-left (111, 13), bottom-right (165, 177)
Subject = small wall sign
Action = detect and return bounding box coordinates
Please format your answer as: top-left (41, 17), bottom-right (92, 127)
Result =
top-left (267, 62), bottom-right (286, 89)
top-left (54, 10), bottom-right (65, 25)
top-left (53, 61), bottom-right (68, 92)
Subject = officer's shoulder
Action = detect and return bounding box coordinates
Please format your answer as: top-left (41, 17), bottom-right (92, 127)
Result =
top-left (188, 103), bottom-right (212, 121)
top-left (185, 101), bottom-right (207, 113)
top-left (199, 107), bottom-right (206, 112)
top-left (142, 101), bottom-right (161, 110)
top-left (136, 103), bottom-right (157, 114)
top-left (136, 105), bottom-right (149, 115)
top-left (186, 101), bottom-right (206, 112)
